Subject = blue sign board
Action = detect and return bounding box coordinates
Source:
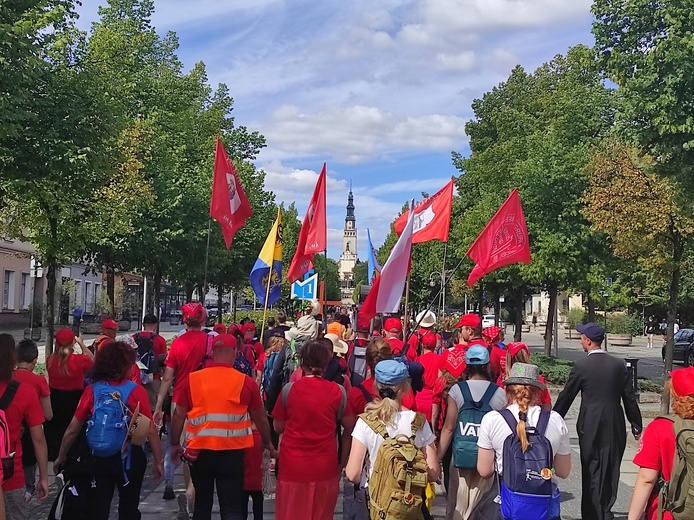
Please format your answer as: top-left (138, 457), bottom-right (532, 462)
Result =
top-left (291, 273), bottom-right (318, 300)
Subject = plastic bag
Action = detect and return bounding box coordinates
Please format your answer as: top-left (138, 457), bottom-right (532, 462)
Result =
top-left (262, 449), bottom-right (276, 499)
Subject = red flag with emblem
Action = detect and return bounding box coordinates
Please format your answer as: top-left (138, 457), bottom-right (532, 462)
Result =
top-left (393, 180), bottom-right (453, 243)
top-left (466, 188), bottom-right (531, 286)
top-left (210, 138), bottom-right (253, 249)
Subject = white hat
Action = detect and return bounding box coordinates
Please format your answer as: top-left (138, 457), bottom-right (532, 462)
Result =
top-left (416, 310), bottom-right (437, 329)
top-left (324, 333), bottom-right (348, 355)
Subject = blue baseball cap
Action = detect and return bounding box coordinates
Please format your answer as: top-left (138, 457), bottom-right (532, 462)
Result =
top-left (374, 360), bottom-right (410, 385)
top-left (465, 345), bottom-right (490, 365)
top-left (576, 322), bottom-right (605, 343)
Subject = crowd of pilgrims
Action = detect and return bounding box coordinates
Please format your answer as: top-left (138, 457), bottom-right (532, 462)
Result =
top-left (0, 300), bottom-right (688, 520)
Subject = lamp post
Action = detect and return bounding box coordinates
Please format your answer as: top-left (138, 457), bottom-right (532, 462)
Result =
top-left (429, 270), bottom-right (448, 319)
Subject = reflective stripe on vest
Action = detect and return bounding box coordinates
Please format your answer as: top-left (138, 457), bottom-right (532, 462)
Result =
top-left (185, 366), bottom-right (253, 450)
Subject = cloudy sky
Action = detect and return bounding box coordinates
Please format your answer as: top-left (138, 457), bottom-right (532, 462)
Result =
top-left (75, 0), bottom-right (594, 259)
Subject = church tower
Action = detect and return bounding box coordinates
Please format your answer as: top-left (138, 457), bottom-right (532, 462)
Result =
top-left (338, 186), bottom-right (358, 305)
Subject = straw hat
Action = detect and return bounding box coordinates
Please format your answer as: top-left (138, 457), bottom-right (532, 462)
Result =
top-left (123, 402), bottom-right (150, 448)
top-left (324, 333), bottom-right (348, 355)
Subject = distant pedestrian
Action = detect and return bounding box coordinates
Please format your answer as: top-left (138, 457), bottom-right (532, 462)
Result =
top-left (72, 305), bottom-right (83, 335)
top-left (532, 314), bottom-right (538, 331)
top-left (645, 316), bottom-right (658, 349)
top-left (91, 319), bottom-right (119, 353)
top-left (661, 318), bottom-right (668, 346)
top-left (415, 333), bottom-right (442, 424)
top-left (554, 322), bottom-right (643, 520)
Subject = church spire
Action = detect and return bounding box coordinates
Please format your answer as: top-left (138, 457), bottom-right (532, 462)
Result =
top-left (346, 182), bottom-right (355, 223)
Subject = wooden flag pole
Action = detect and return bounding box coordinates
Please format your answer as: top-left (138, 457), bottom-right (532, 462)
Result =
top-left (259, 268), bottom-right (273, 342)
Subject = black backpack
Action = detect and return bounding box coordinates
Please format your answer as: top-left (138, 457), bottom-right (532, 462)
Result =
top-left (133, 332), bottom-right (159, 375)
top-left (347, 338), bottom-right (369, 386)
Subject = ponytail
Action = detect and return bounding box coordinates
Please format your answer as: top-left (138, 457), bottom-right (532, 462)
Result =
top-left (56, 345), bottom-right (73, 376)
top-left (506, 384), bottom-right (542, 452)
top-left (364, 379), bottom-right (411, 427)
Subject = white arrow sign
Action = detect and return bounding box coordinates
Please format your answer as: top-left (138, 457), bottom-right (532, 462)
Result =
top-left (291, 274), bottom-right (318, 300)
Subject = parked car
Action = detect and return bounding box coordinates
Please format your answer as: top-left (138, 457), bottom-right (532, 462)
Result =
top-left (169, 310), bottom-right (182, 326)
top-left (482, 314), bottom-right (496, 328)
top-left (662, 328), bottom-right (694, 367)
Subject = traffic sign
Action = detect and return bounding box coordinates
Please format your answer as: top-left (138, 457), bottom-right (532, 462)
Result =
top-left (291, 273), bottom-right (318, 300)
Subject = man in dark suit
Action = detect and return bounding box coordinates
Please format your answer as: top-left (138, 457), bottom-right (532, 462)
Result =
top-left (554, 322), bottom-right (642, 520)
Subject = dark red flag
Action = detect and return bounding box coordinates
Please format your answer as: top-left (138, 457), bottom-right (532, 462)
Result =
top-left (466, 188), bottom-right (530, 286)
top-left (393, 180), bottom-right (454, 243)
top-left (209, 138), bottom-right (253, 249)
top-left (287, 164), bottom-right (327, 283)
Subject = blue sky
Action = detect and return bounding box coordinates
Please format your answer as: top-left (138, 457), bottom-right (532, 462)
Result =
top-left (75, 0), bottom-right (594, 259)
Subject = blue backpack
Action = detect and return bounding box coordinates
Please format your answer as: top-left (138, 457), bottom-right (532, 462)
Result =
top-left (233, 344), bottom-right (256, 376)
top-left (262, 351), bottom-right (280, 393)
top-left (453, 381), bottom-right (498, 468)
top-left (86, 381), bottom-right (137, 458)
top-left (499, 408), bottom-right (560, 520)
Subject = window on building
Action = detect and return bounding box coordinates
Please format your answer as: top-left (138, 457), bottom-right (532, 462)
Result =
top-left (20, 273), bottom-right (29, 309)
top-left (74, 280), bottom-right (82, 308)
top-left (85, 281), bottom-right (92, 312)
top-left (3, 271), bottom-right (15, 310)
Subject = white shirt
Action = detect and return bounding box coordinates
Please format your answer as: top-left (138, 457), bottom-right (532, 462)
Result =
top-left (477, 404), bottom-right (571, 475)
top-left (448, 380), bottom-right (507, 412)
top-left (352, 410), bottom-right (436, 487)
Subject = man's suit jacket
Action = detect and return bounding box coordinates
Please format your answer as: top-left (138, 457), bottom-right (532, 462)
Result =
top-left (554, 351), bottom-right (642, 449)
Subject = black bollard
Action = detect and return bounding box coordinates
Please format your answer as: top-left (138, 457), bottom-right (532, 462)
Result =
top-left (625, 357), bottom-right (640, 398)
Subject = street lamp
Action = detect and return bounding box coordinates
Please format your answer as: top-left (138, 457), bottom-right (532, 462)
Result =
top-left (428, 271), bottom-right (447, 318)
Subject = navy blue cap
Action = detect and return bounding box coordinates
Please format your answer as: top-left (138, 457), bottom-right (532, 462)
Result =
top-left (576, 322), bottom-right (605, 343)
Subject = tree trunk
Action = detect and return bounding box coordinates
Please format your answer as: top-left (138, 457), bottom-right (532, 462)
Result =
top-left (587, 293), bottom-right (596, 323)
top-left (661, 233), bottom-right (683, 414)
top-left (185, 282), bottom-right (194, 304)
top-left (106, 268), bottom-right (115, 317)
top-left (153, 271), bottom-right (162, 318)
top-left (514, 288), bottom-right (524, 342)
top-left (45, 260), bottom-right (57, 356)
top-left (544, 284), bottom-right (557, 356)
top-left (217, 283), bottom-right (224, 324)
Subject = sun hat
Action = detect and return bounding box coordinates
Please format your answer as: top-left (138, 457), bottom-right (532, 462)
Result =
top-left (324, 333), bottom-right (348, 355)
top-left (576, 322), bottom-right (605, 344)
top-left (374, 360), bottom-right (410, 385)
top-left (671, 367), bottom-right (694, 397)
top-left (503, 362), bottom-right (546, 390)
top-left (124, 402), bottom-right (150, 447)
top-left (506, 342), bottom-right (529, 357)
top-left (465, 345), bottom-right (490, 365)
top-left (55, 328), bottom-right (75, 348)
top-left (384, 317), bottom-right (402, 333)
top-left (454, 313), bottom-right (481, 329)
top-left (416, 310), bottom-right (437, 329)
top-left (116, 334), bottom-right (138, 350)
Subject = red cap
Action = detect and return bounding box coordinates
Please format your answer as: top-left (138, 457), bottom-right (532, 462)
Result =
top-left (357, 316), bottom-right (371, 332)
top-left (212, 323), bottom-right (226, 334)
top-left (482, 326), bottom-right (501, 343)
top-left (454, 313), bottom-right (481, 329)
top-left (507, 342), bottom-right (529, 357)
top-left (227, 324), bottom-right (242, 337)
top-left (101, 319), bottom-right (119, 330)
top-left (55, 328), bottom-right (75, 347)
top-left (671, 367), bottom-right (694, 397)
top-left (211, 334), bottom-right (238, 350)
top-left (384, 317), bottom-right (402, 333)
top-left (421, 333), bottom-right (437, 348)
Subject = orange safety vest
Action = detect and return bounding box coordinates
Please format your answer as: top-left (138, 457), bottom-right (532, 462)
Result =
top-left (326, 321), bottom-right (345, 338)
top-left (185, 366), bottom-right (253, 451)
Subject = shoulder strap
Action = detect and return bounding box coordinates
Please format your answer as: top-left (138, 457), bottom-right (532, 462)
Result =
top-left (0, 380), bottom-right (20, 411)
top-left (536, 410), bottom-right (551, 436)
top-left (458, 381), bottom-right (474, 403)
top-left (359, 412), bottom-right (389, 439)
top-left (357, 383), bottom-right (373, 403)
top-left (281, 382), bottom-right (294, 409)
top-left (134, 332), bottom-right (141, 341)
top-left (400, 341), bottom-right (410, 357)
top-left (410, 412), bottom-right (426, 439)
top-left (336, 384), bottom-right (347, 423)
top-left (499, 408), bottom-right (517, 433)
top-left (480, 383), bottom-right (499, 407)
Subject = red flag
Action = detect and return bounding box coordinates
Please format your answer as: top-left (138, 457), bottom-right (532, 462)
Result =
top-left (466, 188), bottom-right (530, 286)
top-left (359, 199), bottom-right (415, 321)
top-left (209, 138), bottom-right (253, 249)
top-left (393, 180), bottom-right (454, 243)
top-left (287, 164), bottom-right (327, 283)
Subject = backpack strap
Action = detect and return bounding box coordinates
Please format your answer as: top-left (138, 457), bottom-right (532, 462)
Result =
top-left (359, 412), bottom-right (389, 439)
top-left (0, 380), bottom-right (20, 411)
top-left (410, 412), bottom-right (426, 439)
top-left (458, 381), bottom-right (474, 404)
top-left (535, 410), bottom-right (551, 436)
top-left (281, 382), bottom-right (294, 410)
top-left (480, 383), bottom-right (499, 407)
top-left (357, 383), bottom-right (373, 403)
top-left (499, 408), bottom-right (518, 432)
top-left (458, 381), bottom-right (497, 408)
top-left (336, 385), bottom-right (347, 423)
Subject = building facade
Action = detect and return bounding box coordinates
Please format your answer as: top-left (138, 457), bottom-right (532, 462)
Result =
top-left (338, 188), bottom-right (358, 305)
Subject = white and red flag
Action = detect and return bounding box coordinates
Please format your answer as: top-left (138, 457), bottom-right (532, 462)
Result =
top-left (287, 164), bottom-right (327, 283)
top-left (210, 138), bottom-right (253, 249)
top-left (359, 200), bottom-right (415, 321)
top-left (393, 179), bottom-right (454, 243)
top-left (466, 188), bottom-right (531, 286)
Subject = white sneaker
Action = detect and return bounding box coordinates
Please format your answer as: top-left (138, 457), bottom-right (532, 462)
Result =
top-left (55, 472), bottom-right (65, 493)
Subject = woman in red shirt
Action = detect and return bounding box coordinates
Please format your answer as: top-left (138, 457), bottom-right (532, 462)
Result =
top-left (415, 334), bottom-right (442, 423)
top-left (628, 367), bottom-right (694, 520)
top-left (44, 328), bottom-right (93, 461)
top-left (54, 341), bottom-right (163, 520)
top-left (272, 340), bottom-right (356, 520)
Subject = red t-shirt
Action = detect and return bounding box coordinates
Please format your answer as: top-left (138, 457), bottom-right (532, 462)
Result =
top-left (255, 351), bottom-right (266, 372)
top-left (0, 380), bottom-right (45, 491)
top-left (385, 337), bottom-right (417, 362)
top-left (272, 377), bottom-right (354, 482)
top-left (418, 351), bottom-right (442, 389)
top-left (74, 379), bottom-right (153, 421)
top-left (244, 339), bottom-right (263, 361)
top-left (633, 418), bottom-right (676, 520)
top-left (164, 330), bottom-right (208, 405)
top-left (347, 377), bottom-right (417, 416)
top-left (13, 369), bottom-right (50, 399)
top-left (244, 429), bottom-right (263, 491)
top-left (133, 331), bottom-right (167, 380)
top-left (489, 345), bottom-right (505, 381)
top-left (47, 354), bottom-right (93, 391)
top-left (176, 363), bottom-right (262, 412)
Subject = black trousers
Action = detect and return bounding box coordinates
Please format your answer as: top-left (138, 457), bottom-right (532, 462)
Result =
top-left (89, 446), bottom-right (147, 520)
top-left (190, 449), bottom-right (245, 520)
top-left (241, 490), bottom-right (263, 519)
top-left (580, 441), bottom-right (625, 520)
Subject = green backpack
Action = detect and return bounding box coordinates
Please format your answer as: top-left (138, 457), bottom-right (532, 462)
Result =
top-left (658, 415), bottom-right (694, 520)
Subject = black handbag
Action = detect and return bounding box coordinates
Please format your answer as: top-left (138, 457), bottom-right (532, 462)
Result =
top-left (469, 473), bottom-right (503, 520)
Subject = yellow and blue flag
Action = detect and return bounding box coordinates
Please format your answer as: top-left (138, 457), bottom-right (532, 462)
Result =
top-left (249, 208), bottom-right (283, 306)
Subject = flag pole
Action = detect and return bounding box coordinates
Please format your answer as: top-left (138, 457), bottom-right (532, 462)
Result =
top-left (403, 273), bottom-right (411, 336)
top-left (440, 242), bottom-right (448, 320)
top-left (202, 219), bottom-right (212, 302)
top-left (259, 269), bottom-right (272, 344)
